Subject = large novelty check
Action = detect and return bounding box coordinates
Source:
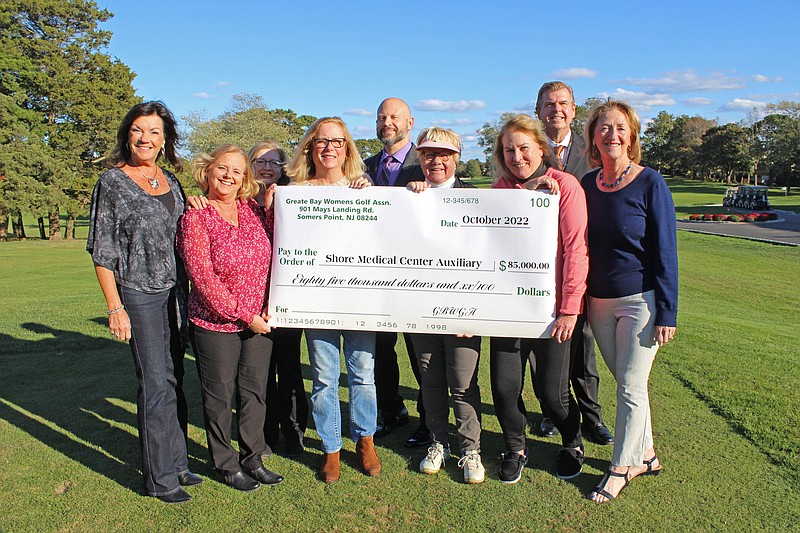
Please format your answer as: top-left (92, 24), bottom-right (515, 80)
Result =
top-left (266, 186), bottom-right (559, 338)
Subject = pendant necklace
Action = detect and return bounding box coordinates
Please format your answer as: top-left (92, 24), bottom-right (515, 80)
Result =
top-left (213, 201), bottom-right (238, 225)
top-left (136, 165), bottom-right (160, 189)
top-left (599, 160), bottom-right (633, 189)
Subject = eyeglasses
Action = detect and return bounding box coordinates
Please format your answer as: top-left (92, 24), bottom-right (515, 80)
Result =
top-left (312, 138), bottom-right (346, 149)
top-left (421, 151), bottom-right (454, 162)
top-left (254, 158), bottom-right (284, 168)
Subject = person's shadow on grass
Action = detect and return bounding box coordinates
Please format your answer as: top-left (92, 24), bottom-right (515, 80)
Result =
top-left (0, 321), bottom-right (208, 494)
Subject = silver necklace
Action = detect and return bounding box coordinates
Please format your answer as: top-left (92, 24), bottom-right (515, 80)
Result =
top-left (599, 160), bottom-right (633, 189)
top-left (212, 201), bottom-right (238, 225)
top-left (136, 165), bottom-right (160, 189)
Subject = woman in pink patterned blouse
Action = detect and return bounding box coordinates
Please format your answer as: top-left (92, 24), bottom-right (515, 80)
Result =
top-left (176, 144), bottom-right (284, 492)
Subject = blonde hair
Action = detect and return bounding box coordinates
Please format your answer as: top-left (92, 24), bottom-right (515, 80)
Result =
top-left (492, 114), bottom-right (559, 183)
top-left (416, 127), bottom-right (463, 165)
top-left (247, 140), bottom-right (287, 164)
top-left (584, 100), bottom-right (642, 167)
top-left (191, 144), bottom-right (259, 200)
top-left (285, 117), bottom-right (365, 183)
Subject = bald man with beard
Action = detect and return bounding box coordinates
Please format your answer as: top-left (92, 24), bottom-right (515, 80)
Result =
top-left (363, 98), bottom-right (430, 448)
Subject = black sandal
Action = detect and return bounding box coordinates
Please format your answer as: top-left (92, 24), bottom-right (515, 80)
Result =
top-left (641, 455), bottom-right (662, 476)
top-left (586, 469), bottom-right (630, 502)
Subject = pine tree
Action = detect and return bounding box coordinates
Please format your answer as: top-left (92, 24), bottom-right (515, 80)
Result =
top-left (0, 0), bottom-right (138, 239)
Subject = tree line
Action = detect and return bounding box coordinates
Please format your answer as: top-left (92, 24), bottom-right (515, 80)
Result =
top-left (477, 100), bottom-right (800, 188)
top-left (643, 103), bottom-right (800, 186)
top-left (3, 1), bottom-right (798, 240)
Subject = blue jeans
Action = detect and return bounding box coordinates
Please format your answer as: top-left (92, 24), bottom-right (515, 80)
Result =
top-left (119, 286), bottom-right (188, 497)
top-left (305, 329), bottom-right (376, 453)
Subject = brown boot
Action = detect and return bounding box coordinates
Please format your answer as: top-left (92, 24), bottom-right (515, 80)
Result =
top-left (318, 451), bottom-right (340, 483)
top-left (356, 436), bottom-right (382, 476)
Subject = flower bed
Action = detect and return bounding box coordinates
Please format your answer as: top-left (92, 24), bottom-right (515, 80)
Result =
top-left (687, 212), bottom-right (777, 223)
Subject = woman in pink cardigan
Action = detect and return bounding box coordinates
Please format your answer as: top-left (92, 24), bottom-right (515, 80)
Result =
top-left (489, 114), bottom-right (590, 484)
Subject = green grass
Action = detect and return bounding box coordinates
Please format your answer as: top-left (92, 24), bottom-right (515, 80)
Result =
top-left (464, 174), bottom-right (494, 188)
top-left (1, 236), bottom-right (799, 531)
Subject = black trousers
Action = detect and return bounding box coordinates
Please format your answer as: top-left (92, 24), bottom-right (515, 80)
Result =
top-left (490, 334), bottom-right (582, 452)
top-left (569, 319), bottom-right (603, 425)
top-left (190, 324), bottom-right (272, 476)
top-left (168, 286), bottom-right (188, 442)
top-left (264, 327), bottom-right (308, 448)
top-left (375, 331), bottom-right (426, 427)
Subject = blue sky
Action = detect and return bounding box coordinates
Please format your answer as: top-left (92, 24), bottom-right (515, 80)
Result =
top-left (100, 0), bottom-right (800, 159)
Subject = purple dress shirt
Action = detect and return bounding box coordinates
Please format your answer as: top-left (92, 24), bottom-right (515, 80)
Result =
top-left (377, 141), bottom-right (413, 186)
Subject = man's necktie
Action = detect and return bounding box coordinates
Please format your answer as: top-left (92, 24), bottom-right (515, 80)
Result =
top-left (378, 156), bottom-right (394, 186)
top-left (554, 145), bottom-right (565, 170)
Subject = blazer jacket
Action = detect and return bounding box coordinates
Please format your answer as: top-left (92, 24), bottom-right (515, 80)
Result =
top-left (563, 132), bottom-right (594, 181)
top-left (452, 176), bottom-right (475, 189)
top-left (364, 143), bottom-right (425, 187)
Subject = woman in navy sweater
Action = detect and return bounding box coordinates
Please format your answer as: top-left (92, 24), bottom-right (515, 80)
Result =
top-left (580, 100), bottom-right (677, 503)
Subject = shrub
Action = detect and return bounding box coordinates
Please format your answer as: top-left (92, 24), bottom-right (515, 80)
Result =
top-left (702, 214), bottom-right (714, 221)
top-left (767, 212), bottom-right (778, 221)
top-left (727, 215), bottom-right (743, 222)
top-left (689, 214), bottom-right (701, 221)
top-left (713, 214), bottom-right (727, 221)
top-left (744, 215), bottom-right (757, 222)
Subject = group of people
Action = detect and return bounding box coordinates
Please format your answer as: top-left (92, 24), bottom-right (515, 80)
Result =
top-left (87, 81), bottom-right (678, 505)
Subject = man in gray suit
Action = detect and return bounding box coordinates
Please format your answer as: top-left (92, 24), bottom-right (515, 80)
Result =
top-left (535, 81), bottom-right (613, 445)
top-left (363, 98), bottom-right (430, 448)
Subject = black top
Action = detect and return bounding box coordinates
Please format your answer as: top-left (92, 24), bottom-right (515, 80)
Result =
top-left (87, 167), bottom-right (186, 293)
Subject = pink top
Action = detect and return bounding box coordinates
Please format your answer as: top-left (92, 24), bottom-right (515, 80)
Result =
top-left (494, 167), bottom-right (588, 316)
top-left (177, 199), bottom-right (274, 333)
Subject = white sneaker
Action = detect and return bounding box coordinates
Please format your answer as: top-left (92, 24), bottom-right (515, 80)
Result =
top-left (419, 442), bottom-right (450, 474)
top-left (458, 450), bottom-right (485, 484)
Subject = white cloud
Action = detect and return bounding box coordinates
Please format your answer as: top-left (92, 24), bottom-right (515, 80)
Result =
top-left (597, 89), bottom-right (675, 110)
top-left (345, 108), bottom-right (372, 116)
top-left (490, 109), bottom-right (524, 117)
top-left (214, 81), bottom-right (230, 87)
top-left (193, 92), bottom-right (213, 99)
top-left (351, 125), bottom-right (374, 137)
top-left (512, 101), bottom-right (535, 112)
top-left (431, 118), bottom-right (475, 126)
top-left (752, 74), bottom-right (783, 83)
top-left (462, 135), bottom-right (477, 142)
top-left (415, 99), bottom-right (486, 112)
top-left (621, 70), bottom-right (745, 92)
top-left (720, 98), bottom-right (768, 111)
top-left (684, 97), bottom-right (714, 106)
top-left (748, 91), bottom-right (799, 101)
top-left (551, 67), bottom-right (598, 80)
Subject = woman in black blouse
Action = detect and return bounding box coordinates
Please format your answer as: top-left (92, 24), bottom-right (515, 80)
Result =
top-left (87, 101), bottom-right (201, 504)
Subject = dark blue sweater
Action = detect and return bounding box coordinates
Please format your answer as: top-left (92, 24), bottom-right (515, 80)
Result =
top-left (581, 167), bottom-right (678, 326)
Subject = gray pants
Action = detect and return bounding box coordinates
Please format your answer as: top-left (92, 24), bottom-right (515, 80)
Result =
top-left (588, 291), bottom-right (660, 466)
top-left (411, 334), bottom-right (482, 453)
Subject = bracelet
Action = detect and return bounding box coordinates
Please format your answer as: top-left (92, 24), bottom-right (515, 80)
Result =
top-left (107, 305), bottom-right (125, 315)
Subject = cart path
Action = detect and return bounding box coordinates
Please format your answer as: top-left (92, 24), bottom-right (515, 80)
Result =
top-left (676, 209), bottom-right (800, 246)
